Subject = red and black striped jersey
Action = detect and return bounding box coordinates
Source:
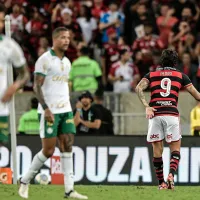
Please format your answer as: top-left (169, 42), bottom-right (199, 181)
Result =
top-left (143, 67), bottom-right (192, 116)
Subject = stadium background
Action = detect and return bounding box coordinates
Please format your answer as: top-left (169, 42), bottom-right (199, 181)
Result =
top-left (1, 0), bottom-right (200, 187)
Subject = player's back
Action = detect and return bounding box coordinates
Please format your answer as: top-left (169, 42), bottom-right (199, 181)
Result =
top-left (145, 67), bottom-right (192, 116)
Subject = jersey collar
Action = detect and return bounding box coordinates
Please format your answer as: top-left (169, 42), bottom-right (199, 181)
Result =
top-left (50, 48), bottom-right (65, 60)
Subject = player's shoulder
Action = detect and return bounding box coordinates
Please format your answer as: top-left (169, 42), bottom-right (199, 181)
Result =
top-left (3, 36), bottom-right (20, 47)
top-left (36, 51), bottom-right (51, 63)
top-left (63, 56), bottom-right (71, 66)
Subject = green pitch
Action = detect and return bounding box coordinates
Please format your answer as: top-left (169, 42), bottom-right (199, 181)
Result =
top-left (0, 185), bottom-right (200, 200)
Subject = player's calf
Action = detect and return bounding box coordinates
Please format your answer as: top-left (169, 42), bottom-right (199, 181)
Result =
top-left (169, 151), bottom-right (180, 175)
top-left (153, 157), bottom-right (165, 186)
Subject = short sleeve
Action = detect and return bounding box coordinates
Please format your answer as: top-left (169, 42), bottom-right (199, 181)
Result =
top-left (10, 39), bottom-right (26, 68)
top-left (34, 56), bottom-right (49, 76)
top-left (182, 73), bottom-right (192, 88)
top-left (142, 72), bottom-right (150, 82)
top-left (93, 61), bottom-right (102, 77)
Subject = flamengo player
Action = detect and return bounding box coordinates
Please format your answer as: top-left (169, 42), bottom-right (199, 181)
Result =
top-left (136, 49), bottom-right (200, 189)
top-left (0, 4), bottom-right (29, 146)
top-left (18, 27), bottom-right (88, 199)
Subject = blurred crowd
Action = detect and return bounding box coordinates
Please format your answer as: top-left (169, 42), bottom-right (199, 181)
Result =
top-left (3, 0), bottom-right (200, 92)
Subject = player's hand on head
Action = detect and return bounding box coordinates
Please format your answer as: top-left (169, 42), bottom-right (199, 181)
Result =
top-left (146, 107), bottom-right (157, 119)
top-left (44, 108), bottom-right (54, 123)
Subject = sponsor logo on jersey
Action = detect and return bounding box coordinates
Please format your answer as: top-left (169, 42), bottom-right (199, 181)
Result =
top-left (66, 119), bottom-right (74, 124)
top-left (47, 122), bottom-right (53, 126)
top-left (150, 134), bottom-right (159, 139)
top-left (0, 123), bottom-right (8, 129)
top-left (156, 101), bottom-right (172, 106)
top-left (52, 75), bottom-right (68, 83)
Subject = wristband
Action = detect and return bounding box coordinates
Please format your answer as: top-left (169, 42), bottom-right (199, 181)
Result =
top-left (42, 104), bottom-right (48, 110)
top-left (77, 108), bottom-right (81, 112)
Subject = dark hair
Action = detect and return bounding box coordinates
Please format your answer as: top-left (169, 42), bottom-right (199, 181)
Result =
top-left (52, 27), bottom-right (68, 38)
top-left (80, 46), bottom-right (89, 55)
top-left (94, 88), bottom-right (104, 100)
top-left (79, 91), bottom-right (94, 102)
top-left (109, 0), bottom-right (119, 7)
top-left (0, 3), bottom-right (5, 13)
top-left (31, 98), bottom-right (38, 109)
top-left (119, 49), bottom-right (128, 56)
top-left (81, 5), bottom-right (92, 22)
top-left (160, 49), bottom-right (178, 67)
top-left (119, 49), bottom-right (129, 59)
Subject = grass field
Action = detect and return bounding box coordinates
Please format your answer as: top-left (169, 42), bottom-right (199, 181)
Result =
top-left (0, 185), bottom-right (200, 200)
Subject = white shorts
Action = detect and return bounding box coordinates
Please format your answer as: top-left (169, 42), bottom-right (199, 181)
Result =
top-left (147, 116), bottom-right (182, 143)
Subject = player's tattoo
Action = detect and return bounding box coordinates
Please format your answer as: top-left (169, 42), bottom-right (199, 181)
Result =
top-left (15, 66), bottom-right (29, 88)
top-left (34, 74), bottom-right (47, 109)
top-left (135, 79), bottom-right (150, 108)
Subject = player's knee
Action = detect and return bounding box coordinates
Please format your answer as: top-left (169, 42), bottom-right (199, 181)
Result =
top-left (43, 147), bottom-right (55, 158)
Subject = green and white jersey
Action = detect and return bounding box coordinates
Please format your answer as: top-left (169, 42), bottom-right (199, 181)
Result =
top-left (35, 49), bottom-right (72, 114)
top-left (0, 35), bottom-right (26, 116)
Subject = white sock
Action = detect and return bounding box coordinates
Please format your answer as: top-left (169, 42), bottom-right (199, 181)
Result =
top-left (21, 150), bottom-right (48, 184)
top-left (61, 152), bottom-right (74, 193)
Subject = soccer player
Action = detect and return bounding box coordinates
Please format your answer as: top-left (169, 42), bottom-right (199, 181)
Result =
top-left (0, 4), bottom-right (29, 146)
top-left (136, 49), bottom-right (200, 190)
top-left (18, 27), bottom-right (88, 199)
